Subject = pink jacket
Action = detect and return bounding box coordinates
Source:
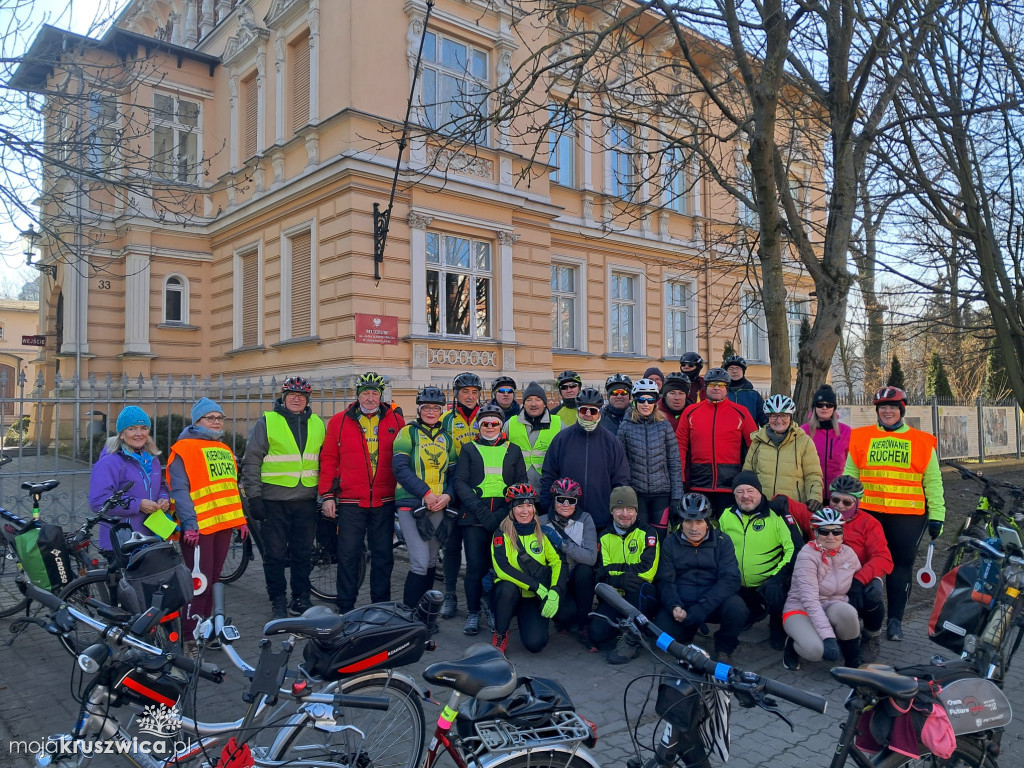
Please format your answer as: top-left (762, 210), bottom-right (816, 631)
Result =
top-left (800, 421), bottom-right (851, 499)
top-left (784, 542), bottom-right (860, 640)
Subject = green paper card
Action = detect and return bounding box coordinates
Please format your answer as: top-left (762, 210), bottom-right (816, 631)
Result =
top-left (144, 511), bottom-right (178, 540)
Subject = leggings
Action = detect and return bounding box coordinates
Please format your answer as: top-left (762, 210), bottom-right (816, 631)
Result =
top-left (180, 528), bottom-right (233, 639)
top-left (866, 512), bottom-right (928, 621)
top-left (461, 525), bottom-right (493, 613)
top-left (784, 603), bottom-right (860, 661)
top-left (636, 493), bottom-right (672, 540)
top-left (493, 580), bottom-right (550, 653)
top-left (396, 506), bottom-right (444, 575)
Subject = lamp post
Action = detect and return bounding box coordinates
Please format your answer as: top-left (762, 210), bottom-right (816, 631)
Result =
top-left (20, 224), bottom-right (56, 279)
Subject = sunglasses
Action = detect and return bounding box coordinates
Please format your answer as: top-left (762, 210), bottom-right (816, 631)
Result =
top-left (829, 495), bottom-right (856, 507)
top-left (478, 420), bottom-right (503, 429)
top-left (706, 382), bottom-right (727, 389)
top-left (560, 383), bottom-right (580, 391)
top-left (609, 388), bottom-right (629, 397)
top-left (578, 406), bottom-right (601, 416)
top-left (555, 496), bottom-right (578, 506)
top-left (634, 396), bottom-right (658, 404)
top-left (815, 402), bottom-right (836, 408)
top-left (496, 387), bottom-right (515, 394)
top-left (816, 527), bottom-right (844, 537)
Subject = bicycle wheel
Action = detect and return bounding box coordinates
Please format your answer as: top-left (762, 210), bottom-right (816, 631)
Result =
top-left (219, 529), bottom-right (252, 584)
top-left (0, 538), bottom-right (30, 618)
top-left (272, 672), bottom-right (425, 768)
top-left (484, 751), bottom-right (598, 768)
top-left (872, 739), bottom-right (995, 767)
top-left (309, 518), bottom-right (339, 602)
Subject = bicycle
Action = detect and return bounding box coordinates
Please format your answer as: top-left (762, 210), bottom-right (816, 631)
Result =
top-left (941, 461), bottom-right (1024, 575)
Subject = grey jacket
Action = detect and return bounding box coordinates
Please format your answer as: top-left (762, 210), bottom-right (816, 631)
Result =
top-left (539, 510), bottom-right (599, 568)
top-left (616, 411), bottom-right (683, 500)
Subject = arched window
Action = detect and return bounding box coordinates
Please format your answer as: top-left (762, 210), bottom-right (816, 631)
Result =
top-left (163, 274), bottom-right (188, 324)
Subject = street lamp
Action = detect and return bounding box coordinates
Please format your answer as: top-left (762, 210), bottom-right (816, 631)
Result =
top-left (20, 224), bottom-right (56, 279)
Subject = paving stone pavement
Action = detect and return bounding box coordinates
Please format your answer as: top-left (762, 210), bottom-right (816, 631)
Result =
top-left (2, 551), bottom-right (1022, 767)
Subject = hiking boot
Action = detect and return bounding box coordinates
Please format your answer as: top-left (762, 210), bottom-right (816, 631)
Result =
top-left (184, 641), bottom-right (199, 660)
top-left (840, 637), bottom-right (862, 668)
top-left (715, 651), bottom-right (733, 665)
top-left (783, 637), bottom-right (801, 670)
top-left (440, 592), bottom-right (458, 619)
top-left (491, 631), bottom-right (508, 653)
top-left (481, 603), bottom-right (495, 632)
top-left (886, 618), bottom-right (904, 642)
top-left (289, 593), bottom-right (312, 616)
top-left (270, 595), bottom-right (288, 620)
top-left (578, 628), bottom-right (598, 653)
top-left (861, 630), bottom-right (881, 662)
top-left (606, 634), bottom-right (641, 665)
top-left (463, 612), bottom-right (480, 635)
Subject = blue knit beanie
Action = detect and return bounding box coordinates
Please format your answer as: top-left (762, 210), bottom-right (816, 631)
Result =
top-left (191, 397), bottom-right (223, 424)
top-left (116, 406), bottom-right (151, 433)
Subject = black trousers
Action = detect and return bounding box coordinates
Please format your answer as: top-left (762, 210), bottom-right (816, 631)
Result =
top-left (867, 511), bottom-right (929, 621)
top-left (553, 563), bottom-right (597, 629)
top-left (654, 595), bottom-right (749, 655)
top-left (336, 502), bottom-right (395, 611)
top-left (461, 525), bottom-right (492, 613)
top-left (260, 498), bottom-right (318, 600)
top-left (442, 523), bottom-right (464, 593)
top-left (493, 580), bottom-right (550, 653)
top-left (636, 493), bottom-right (672, 539)
top-left (589, 581), bottom-right (659, 645)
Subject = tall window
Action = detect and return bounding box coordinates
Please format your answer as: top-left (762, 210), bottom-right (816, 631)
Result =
top-left (609, 123), bottom-right (634, 198)
top-left (86, 93), bottom-right (118, 173)
top-left (737, 153), bottom-right (758, 228)
top-left (236, 247), bottom-right (260, 347)
top-left (787, 298), bottom-right (810, 365)
top-left (741, 291), bottom-right (769, 363)
top-left (665, 146), bottom-right (689, 214)
top-left (665, 280), bottom-right (696, 357)
top-left (549, 105), bottom-right (575, 187)
top-left (241, 74), bottom-right (259, 158)
top-left (163, 275), bottom-right (188, 324)
top-left (610, 271), bottom-right (637, 353)
top-left (551, 263), bottom-right (578, 349)
top-left (426, 232), bottom-right (491, 339)
top-left (290, 32), bottom-right (310, 134)
top-left (421, 31), bottom-right (489, 144)
top-left (153, 92), bottom-right (200, 184)
top-left (285, 229), bottom-right (313, 339)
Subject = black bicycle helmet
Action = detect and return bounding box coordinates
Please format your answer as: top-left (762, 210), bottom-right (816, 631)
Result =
top-left (491, 375), bottom-right (517, 392)
top-left (723, 354), bottom-right (748, 370)
top-left (704, 367), bottom-right (730, 385)
top-left (676, 492), bottom-right (712, 521)
top-left (416, 386), bottom-right (447, 406)
top-left (679, 352), bottom-right (704, 373)
top-left (556, 370), bottom-right (583, 388)
top-left (605, 373), bottom-right (633, 392)
top-left (453, 372), bottom-right (483, 391)
top-left (576, 387), bottom-right (604, 406)
top-left (830, 475), bottom-right (864, 499)
top-left (661, 372), bottom-right (691, 394)
top-left (476, 403), bottom-right (506, 422)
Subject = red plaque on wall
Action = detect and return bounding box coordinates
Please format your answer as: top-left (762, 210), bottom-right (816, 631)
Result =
top-left (355, 314), bottom-right (398, 344)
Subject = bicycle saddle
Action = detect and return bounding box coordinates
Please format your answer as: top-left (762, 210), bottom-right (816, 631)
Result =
top-left (423, 642), bottom-right (517, 701)
top-left (830, 665), bottom-right (920, 699)
top-left (21, 479), bottom-right (60, 495)
top-left (264, 605), bottom-right (345, 640)
top-left (120, 531), bottom-right (163, 554)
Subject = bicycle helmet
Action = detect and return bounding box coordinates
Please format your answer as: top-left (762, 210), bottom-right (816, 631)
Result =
top-left (576, 387), bottom-right (604, 406)
top-left (763, 394), bottom-right (796, 415)
top-left (550, 477), bottom-right (583, 499)
top-left (723, 354), bottom-right (748, 370)
top-left (830, 475), bottom-right (864, 499)
top-left (661, 372), bottom-right (691, 394)
top-left (810, 507), bottom-right (846, 528)
top-left (605, 373), bottom-right (633, 392)
top-left (505, 483), bottom-right (537, 505)
top-left (704, 367), bottom-right (730, 385)
top-left (453, 372), bottom-right (483, 391)
top-left (416, 386), bottom-right (447, 406)
top-left (355, 372), bottom-right (386, 393)
top-left (679, 352), bottom-right (704, 373)
top-left (476, 403), bottom-right (506, 423)
top-left (556, 370), bottom-right (583, 388)
top-left (282, 376), bottom-right (312, 396)
top-left (677, 492), bottom-right (712, 521)
top-left (491, 375), bottom-right (517, 392)
top-left (631, 379), bottom-right (661, 398)
top-left (873, 386), bottom-right (907, 416)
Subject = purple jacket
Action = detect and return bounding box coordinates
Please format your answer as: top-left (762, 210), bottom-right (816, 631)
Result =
top-left (800, 421), bottom-right (851, 500)
top-left (89, 446), bottom-right (170, 549)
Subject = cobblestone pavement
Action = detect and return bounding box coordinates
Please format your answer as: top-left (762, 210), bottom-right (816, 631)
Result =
top-left (2, 545), bottom-right (1023, 767)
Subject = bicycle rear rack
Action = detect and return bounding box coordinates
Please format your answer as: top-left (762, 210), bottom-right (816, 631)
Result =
top-left (473, 711), bottom-right (592, 753)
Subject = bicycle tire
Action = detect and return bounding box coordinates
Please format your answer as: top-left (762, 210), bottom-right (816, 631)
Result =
top-left (872, 739), bottom-right (996, 767)
top-left (0, 538), bottom-right (30, 618)
top-left (219, 529), bottom-right (252, 584)
top-left (272, 672), bottom-right (426, 768)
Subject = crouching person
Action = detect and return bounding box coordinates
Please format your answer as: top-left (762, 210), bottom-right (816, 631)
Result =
top-left (655, 493), bottom-right (748, 664)
top-left (490, 484), bottom-right (563, 654)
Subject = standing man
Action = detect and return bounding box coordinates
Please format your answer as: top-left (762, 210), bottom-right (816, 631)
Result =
top-left (552, 370), bottom-right (583, 426)
top-left (844, 386), bottom-right (945, 642)
top-left (723, 355), bottom-right (767, 427)
top-left (658, 372), bottom-right (691, 430)
top-left (679, 352), bottom-right (706, 403)
top-left (506, 381), bottom-right (563, 488)
top-left (319, 372), bottom-right (405, 613)
top-left (489, 376), bottom-right (521, 421)
top-left (241, 377), bottom-right (325, 619)
top-left (601, 373), bottom-right (633, 434)
top-left (676, 367), bottom-right (757, 516)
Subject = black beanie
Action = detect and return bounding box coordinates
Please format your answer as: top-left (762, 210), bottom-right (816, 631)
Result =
top-left (643, 366), bottom-right (665, 382)
top-left (523, 381), bottom-right (547, 404)
top-left (812, 384), bottom-right (837, 406)
top-left (732, 471), bottom-right (763, 493)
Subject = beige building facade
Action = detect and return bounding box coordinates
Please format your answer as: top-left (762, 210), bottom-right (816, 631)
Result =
top-left (0, 299), bottom-right (42, 407)
top-left (13, 0), bottom-right (817, 406)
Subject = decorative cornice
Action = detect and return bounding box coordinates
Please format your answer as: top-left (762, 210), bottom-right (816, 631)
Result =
top-left (222, 5), bottom-right (270, 67)
top-left (407, 212), bottom-right (433, 230)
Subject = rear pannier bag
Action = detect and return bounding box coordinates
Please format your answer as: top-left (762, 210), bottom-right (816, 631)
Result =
top-left (303, 601), bottom-right (426, 681)
top-left (117, 542), bottom-right (193, 616)
top-left (15, 522), bottom-right (74, 591)
top-left (928, 562), bottom-right (988, 653)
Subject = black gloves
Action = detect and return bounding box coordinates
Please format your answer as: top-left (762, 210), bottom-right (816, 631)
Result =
top-left (806, 498), bottom-right (823, 513)
top-left (864, 577), bottom-right (884, 603)
top-left (768, 496), bottom-right (790, 516)
top-left (846, 579), bottom-right (864, 611)
top-left (247, 496), bottom-right (266, 522)
top-left (822, 637), bottom-right (840, 661)
top-left (763, 578), bottom-right (787, 611)
top-left (928, 520), bottom-right (943, 540)
top-left (621, 573), bottom-right (645, 596)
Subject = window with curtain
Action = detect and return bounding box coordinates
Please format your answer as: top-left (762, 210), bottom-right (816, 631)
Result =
top-left (610, 271), bottom-right (637, 353)
top-left (551, 263), bottom-right (578, 349)
top-left (425, 232), bottom-right (492, 339)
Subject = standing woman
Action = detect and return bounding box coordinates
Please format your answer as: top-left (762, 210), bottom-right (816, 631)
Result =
top-left (167, 398), bottom-right (249, 654)
top-left (491, 484), bottom-right (563, 653)
top-left (451, 403), bottom-right (528, 636)
top-left (616, 379), bottom-right (683, 537)
top-left (801, 385), bottom-right (851, 500)
top-left (744, 394), bottom-right (824, 509)
top-left (89, 406), bottom-right (170, 551)
top-left (392, 386), bottom-right (458, 612)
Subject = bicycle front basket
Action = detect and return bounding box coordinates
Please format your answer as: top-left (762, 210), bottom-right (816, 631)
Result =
top-left (117, 542), bottom-right (193, 616)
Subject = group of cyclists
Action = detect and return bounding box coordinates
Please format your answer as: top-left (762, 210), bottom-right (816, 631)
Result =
top-left (87, 354), bottom-right (945, 668)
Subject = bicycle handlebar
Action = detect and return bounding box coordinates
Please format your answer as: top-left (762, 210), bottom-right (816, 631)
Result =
top-left (944, 460), bottom-right (1024, 497)
top-left (594, 583), bottom-right (827, 714)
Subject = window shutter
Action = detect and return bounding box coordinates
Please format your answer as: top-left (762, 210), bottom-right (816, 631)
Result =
top-left (290, 231), bottom-right (312, 338)
top-left (241, 250), bottom-right (259, 346)
top-left (243, 75), bottom-right (258, 158)
top-left (291, 34), bottom-right (310, 134)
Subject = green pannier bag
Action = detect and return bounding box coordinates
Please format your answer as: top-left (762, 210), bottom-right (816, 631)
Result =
top-left (15, 522), bottom-right (74, 591)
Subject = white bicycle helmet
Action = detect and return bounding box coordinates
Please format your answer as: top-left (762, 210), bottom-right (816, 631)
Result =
top-left (631, 378), bottom-right (660, 398)
top-left (763, 394), bottom-right (796, 414)
top-left (810, 507), bottom-right (846, 528)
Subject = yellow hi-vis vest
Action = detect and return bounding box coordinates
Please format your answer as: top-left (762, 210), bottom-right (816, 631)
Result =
top-left (506, 414), bottom-right (562, 474)
top-left (167, 439), bottom-right (246, 534)
top-left (475, 443), bottom-right (510, 498)
top-left (260, 411), bottom-right (326, 487)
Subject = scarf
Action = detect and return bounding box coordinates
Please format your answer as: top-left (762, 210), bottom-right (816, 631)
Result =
top-left (810, 539), bottom-right (841, 564)
top-left (580, 416), bottom-right (601, 432)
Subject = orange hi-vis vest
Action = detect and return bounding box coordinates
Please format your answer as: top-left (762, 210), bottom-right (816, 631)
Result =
top-left (167, 439), bottom-right (247, 533)
top-left (847, 426), bottom-right (936, 516)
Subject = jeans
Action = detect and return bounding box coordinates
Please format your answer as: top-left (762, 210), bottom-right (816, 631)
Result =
top-left (336, 502), bottom-right (395, 611)
top-left (260, 498), bottom-right (318, 600)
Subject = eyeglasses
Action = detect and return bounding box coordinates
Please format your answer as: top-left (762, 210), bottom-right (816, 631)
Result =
top-left (768, 414), bottom-right (791, 421)
top-left (815, 402), bottom-right (836, 409)
top-left (634, 396), bottom-right (658, 405)
top-left (479, 420), bottom-right (503, 429)
top-left (609, 388), bottom-right (629, 397)
top-left (555, 496), bottom-right (579, 506)
top-left (496, 387), bottom-right (515, 394)
top-left (578, 406), bottom-right (601, 416)
top-left (829, 495), bottom-right (856, 507)
top-left (816, 527), bottom-right (844, 537)
top-left (560, 383), bottom-right (580, 391)
top-left (200, 414), bottom-right (225, 422)
top-left (419, 404), bottom-right (443, 411)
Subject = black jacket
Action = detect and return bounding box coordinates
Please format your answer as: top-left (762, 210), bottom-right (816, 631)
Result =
top-left (656, 528), bottom-right (740, 626)
top-left (451, 438), bottom-right (527, 531)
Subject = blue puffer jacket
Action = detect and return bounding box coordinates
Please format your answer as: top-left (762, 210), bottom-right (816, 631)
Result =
top-left (727, 378), bottom-right (767, 426)
top-left (615, 411), bottom-right (683, 501)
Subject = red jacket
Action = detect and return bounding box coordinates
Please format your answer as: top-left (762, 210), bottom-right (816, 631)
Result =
top-left (676, 399), bottom-right (755, 493)
top-left (319, 403), bottom-right (405, 507)
top-left (774, 496), bottom-right (894, 585)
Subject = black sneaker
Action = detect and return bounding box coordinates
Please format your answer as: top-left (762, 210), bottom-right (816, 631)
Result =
top-left (606, 634), bottom-right (641, 665)
top-left (886, 618), bottom-right (904, 642)
top-left (783, 637), bottom-right (801, 670)
top-left (270, 596), bottom-right (288, 620)
top-left (289, 594), bottom-right (312, 616)
top-left (440, 592), bottom-right (458, 619)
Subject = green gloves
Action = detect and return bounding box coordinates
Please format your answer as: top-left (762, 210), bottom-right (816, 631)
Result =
top-left (540, 590), bottom-right (560, 619)
top-left (535, 584), bottom-right (549, 600)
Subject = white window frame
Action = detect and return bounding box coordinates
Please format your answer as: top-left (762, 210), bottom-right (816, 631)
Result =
top-left (664, 277), bottom-right (698, 358)
top-left (281, 221), bottom-right (317, 341)
top-left (736, 146), bottom-right (758, 228)
top-left (664, 144), bottom-right (690, 215)
top-left (741, 290), bottom-right (769, 363)
top-left (608, 122), bottom-right (635, 198)
top-left (607, 265), bottom-right (645, 355)
top-left (787, 297), bottom-right (810, 366)
top-left (86, 91), bottom-right (119, 175)
top-left (233, 242), bottom-right (263, 349)
top-left (550, 258), bottom-right (587, 351)
top-left (425, 230), bottom-right (494, 340)
top-left (152, 91), bottom-right (202, 185)
top-left (162, 273), bottom-right (189, 324)
top-left (549, 104), bottom-right (576, 187)
top-left (421, 29), bottom-right (490, 145)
